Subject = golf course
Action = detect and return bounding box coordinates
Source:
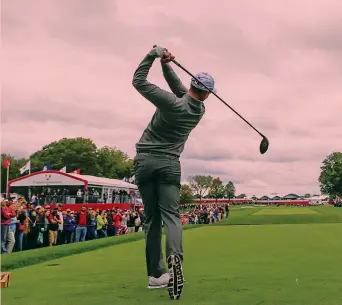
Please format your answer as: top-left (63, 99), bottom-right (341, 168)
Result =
top-left (2, 205), bottom-right (342, 305)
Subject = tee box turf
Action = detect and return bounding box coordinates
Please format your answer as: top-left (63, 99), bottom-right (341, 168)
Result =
top-left (0, 272), bottom-right (11, 288)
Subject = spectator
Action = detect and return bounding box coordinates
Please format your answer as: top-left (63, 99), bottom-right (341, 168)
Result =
top-left (137, 208), bottom-right (145, 232)
top-left (1, 201), bottom-right (16, 253)
top-left (113, 209), bottom-right (122, 236)
top-left (56, 204), bottom-right (64, 245)
top-left (106, 210), bottom-right (115, 236)
top-left (42, 205), bottom-right (50, 246)
top-left (96, 210), bottom-right (107, 238)
top-left (31, 194), bottom-right (37, 205)
top-left (127, 211), bottom-right (136, 233)
top-left (225, 204), bottom-right (230, 218)
top-left (134, 211), bottom-right (142, 232)
top-left (76, 189), bottom-right (83, 203)
top-left (47, 208), bottom-right (62, 247)
top-left (119, 211), bottom-right (129, 235)
top-left (64, 209), bottom-right (76, 243)
top-left (16, 208), bottom-right (27, 251)
top-left (27, 207), bottom-right (39, 249)
top-left (87, 210), bottom-right (97, 240)
top-left (7, 215), bottom-right (18, 254)
top-left (75, 206), bottom-right (89, 242)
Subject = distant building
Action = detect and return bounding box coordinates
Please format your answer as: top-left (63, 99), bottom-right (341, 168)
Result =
top-left (282, 193), bottom-right (300, 200)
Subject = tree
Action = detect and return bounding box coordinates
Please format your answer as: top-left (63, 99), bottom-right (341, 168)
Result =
top-left (2, 138), bottom-right (135, 191)
top-left (180, 184), bottom-right (194, 204)
top-left (97, 146), bottom-right (133, 179)
top-left (189, 175), bottom-right (213, 201)
top-left (30, 138), bottom-right (98, 175)
top-left (208, 177), bottom-right (225, 201)
top-left (237, 193), bottom-right (246, 199)
top-left (224, 181), bottom-right (236, 200)
top-left (319, 152), bottom-right (342, 198)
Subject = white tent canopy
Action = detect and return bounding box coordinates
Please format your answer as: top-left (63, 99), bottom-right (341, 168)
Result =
top-left (8, 170), bottom-right (138, 191)
top-left (69, 173), bottom-right (138, 190)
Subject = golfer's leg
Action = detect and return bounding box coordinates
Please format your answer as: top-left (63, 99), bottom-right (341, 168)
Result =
top-left (138, 181), bottom-right (166, 278)
top-left (158, 184), bottom-right (183, 260)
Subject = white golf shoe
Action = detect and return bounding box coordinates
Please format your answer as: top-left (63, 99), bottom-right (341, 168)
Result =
top-left (148, 273), bottom-right (170, 289)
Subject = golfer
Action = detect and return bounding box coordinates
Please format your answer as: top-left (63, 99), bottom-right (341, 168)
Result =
top-left (132, 46), bottom-right (216, 300)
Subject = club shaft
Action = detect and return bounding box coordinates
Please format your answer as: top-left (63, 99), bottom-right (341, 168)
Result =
top-left (172, 59), bottom-right (264, 138)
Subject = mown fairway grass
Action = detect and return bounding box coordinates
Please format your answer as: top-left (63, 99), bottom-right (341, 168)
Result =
top-left (2, 206), bottom-right (342, 305)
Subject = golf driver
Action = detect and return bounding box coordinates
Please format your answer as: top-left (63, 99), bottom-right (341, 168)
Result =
top-left (154, 46), bottom-right (269, 154)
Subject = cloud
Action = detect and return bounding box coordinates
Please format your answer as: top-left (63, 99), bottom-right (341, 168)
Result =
top-left (2, 0), bottom-right (342, 196)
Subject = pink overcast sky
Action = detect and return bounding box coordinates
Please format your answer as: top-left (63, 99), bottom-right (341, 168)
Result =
top-left (2, 0), bottom-right (342, 196)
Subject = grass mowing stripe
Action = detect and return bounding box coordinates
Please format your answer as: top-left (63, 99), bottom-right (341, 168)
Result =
top-left (216, 206), bottom-right (342, 226)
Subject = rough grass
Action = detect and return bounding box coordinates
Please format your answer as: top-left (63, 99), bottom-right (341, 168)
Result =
top-left (1, 224), bottom-right (202, 271)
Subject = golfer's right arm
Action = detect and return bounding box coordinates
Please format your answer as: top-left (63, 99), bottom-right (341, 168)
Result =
top-left (132, 48), bottom-right (182, 111)
top-left (161, 63), bottom-right (187, 98)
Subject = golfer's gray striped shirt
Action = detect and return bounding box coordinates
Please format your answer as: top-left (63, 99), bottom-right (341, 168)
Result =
top-left (132, 52), bottom-right (205, 157)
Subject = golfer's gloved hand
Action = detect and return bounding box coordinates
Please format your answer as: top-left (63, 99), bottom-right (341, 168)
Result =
top-left (161, 49), bottom-right (175, 64)
top-left (149, 45), bottom-right (164, 58)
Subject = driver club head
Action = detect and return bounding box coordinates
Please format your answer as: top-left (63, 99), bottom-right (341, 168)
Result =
top-left (260, 136), bottom-right (269, 154)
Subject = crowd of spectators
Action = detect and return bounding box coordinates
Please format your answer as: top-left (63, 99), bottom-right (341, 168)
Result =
top-left (30, 187), bottom-right (138, 205)
top-left (180, 204), bottom-right (230, 224)
top-left (1, 201), bottom-right (146, 254)
top-left (1, 193), bottom-right (232, 255)
top-left (333, 199), bottom-right (342, 207)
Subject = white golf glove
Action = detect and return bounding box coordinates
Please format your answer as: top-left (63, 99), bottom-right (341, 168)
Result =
top-left (149, 45), bottom-right (164, 58)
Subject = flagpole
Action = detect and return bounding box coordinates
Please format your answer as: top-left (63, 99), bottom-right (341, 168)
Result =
top-left (28, 160), bottom-right (31, 201)
top-left (6, 165), bottom-right (9, 196)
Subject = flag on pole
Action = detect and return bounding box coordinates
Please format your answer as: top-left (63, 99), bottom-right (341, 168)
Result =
top-left (3, 157), bottom-right (11, 169)
top-left (3, 157), bottom-right (11, 195)
top-left (72, 169), bottom-right (81, 174)
top-left (122, 177), bottom-right (129, 182)
top-left (59, 166), bottom-right (67, 173)
top-left (42, 164), bottom-right (51, 171)
top-left (19, 160), bottom-right (31, 174)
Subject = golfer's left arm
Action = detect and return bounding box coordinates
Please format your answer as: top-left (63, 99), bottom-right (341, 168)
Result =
top-left (132, 47), bottom-right (183, 112)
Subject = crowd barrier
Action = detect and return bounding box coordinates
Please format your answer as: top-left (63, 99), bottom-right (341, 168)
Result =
top-left (45, 203), bottom-right (143, 212)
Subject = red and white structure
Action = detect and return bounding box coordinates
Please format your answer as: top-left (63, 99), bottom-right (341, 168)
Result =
top-left (7, 170), bottom-right (141, 211)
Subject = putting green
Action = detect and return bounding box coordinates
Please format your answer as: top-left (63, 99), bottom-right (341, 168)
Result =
top-left (2, 223), bottom-right (342, 305)
top-left (253, 208), bottom-right (319, 216)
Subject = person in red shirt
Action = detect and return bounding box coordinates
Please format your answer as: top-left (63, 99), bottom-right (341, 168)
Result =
top-left (113, 209), bottom-right (122, 236)
top-left (75, 206), bottom-right (89, 242)
top-left (1, 200), bottom-right (16, 253)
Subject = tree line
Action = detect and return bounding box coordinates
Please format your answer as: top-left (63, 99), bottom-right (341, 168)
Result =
top-left (180, 175), bottom-right (236, 204)
top-left (181, 151), bottom-right (342, 203)
top-left (1, 137), bottom-right (134, 192)
top-left (2, 137), bottom-right (341, 200)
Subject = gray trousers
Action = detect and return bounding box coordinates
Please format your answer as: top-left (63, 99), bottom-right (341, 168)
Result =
top-left (134, 152), bottom-right (183, 278)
